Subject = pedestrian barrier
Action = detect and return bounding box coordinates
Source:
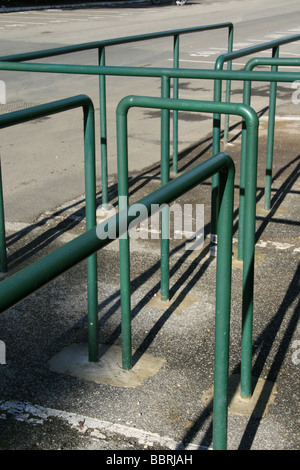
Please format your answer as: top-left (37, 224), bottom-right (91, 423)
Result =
top-left (1, 56), bottom-right (299, 254)
top-left (212, 34), bottom-right (300, 261)
top-left (1, 32), bottom-right (299, 254)
top-left (0, 149), bottom-right (235, 450)
top-left (1, 59), bottom-right (300, 400)
top-left (0, 26), bottom-right (299, 443)
top-left (116, 95), bottom-right (258, 402)
top-left (0, 22), bottom-right (234, 207)
top-left (215, 34), bottom-right (300, 143)
top-left (243, 57), bottom-right (300, 211)
top-left (0, 95), bottom-right (99, 361)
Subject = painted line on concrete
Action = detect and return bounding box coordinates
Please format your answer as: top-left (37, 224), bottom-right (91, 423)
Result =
top-left (233, 237), bottom-right (300, 253)
top-left (0, 399), bottom-right (202, 450)
top-left (260, 115), bottom-right (300, 122)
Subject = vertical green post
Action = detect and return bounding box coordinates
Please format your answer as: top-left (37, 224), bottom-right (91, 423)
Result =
top-left (116, 103), bottom-right (132, 370)
top-left (172, 34), bottom-right (179, 175)
top-left (223, 25), bottom-right (234, 144)
top-left (210, 77), bottom-right (222, 257)
top-left (160, 76), bottom-right (171, 301)
top-left (84, 102), bottom-right (99, 362)
top-left (265, 47), bottom-right (279, 211)
top-left (238, 79), bottom-right (251, 260)
top-left (98, 47), bottom-right (109, 209)
top-left (240, 119), bottom-right (258, 398)
top-left (0, 159), bottom-right (7, 274)
top-left (211, 26), bottom-right (233, 253)
top-left (213, 159), bottom-right (235, 450)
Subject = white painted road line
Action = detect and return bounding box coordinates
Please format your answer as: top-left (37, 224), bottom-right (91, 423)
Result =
top-left (0, 399), bottom-right (202, 450)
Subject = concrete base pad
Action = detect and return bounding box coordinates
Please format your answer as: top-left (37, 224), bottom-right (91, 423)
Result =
top-left (201, 374), bottom-right (277, 418)
top-left (49, 343), bottom-right (165, 388)
top-left (231, 245), bottom-right (267, 269)
top-left (146, 291), bottom-right (200, 314)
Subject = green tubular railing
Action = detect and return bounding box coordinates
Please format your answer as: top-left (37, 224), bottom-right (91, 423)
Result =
top-left (0, 94), bottom-right (99, 362)
top-left (0, 151), bottom-right (235, 450)
top-left (214, 34), bottom-right (300, 143)
top-left (211, 34), bottom-right (300, 251)
top-left (243, 57), bottom-right (300, 211)
top-left (0, 22), bottom-right (234, 206)
top-left (1, 32), bottom-right (299, 245)
top-left (0, 62), bottom-right (300, 396)
top-left (116, 95), bottom-right (258, 400)
top-left (1, 62), bottom-right (299, 397)
top-left (1, 62), bottom-right (299, 242)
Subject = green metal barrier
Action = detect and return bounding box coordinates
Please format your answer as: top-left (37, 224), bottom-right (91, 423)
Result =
top-left (0, 31), bottom-right (298, 447)
top-left (0, 94), bottom-right (99, 362)
top-left (1, 32), bottom-right (299, 246)
top-left (116, 95), bottom-right (258, 402)
top-left (0, 151), bottom-right (235, 450)
top-left (1, 60), bottom-right (299, 398)
top-left (243, 57), bottom-right (300, 211)
top-left (212, 34), bottom-right (300, 257)
top-left (0, 23), bottom-right (234, 206)
top-left (214, 34), bottom-right (300, 143)
top-left (1, 62), bottom-right (299, 250)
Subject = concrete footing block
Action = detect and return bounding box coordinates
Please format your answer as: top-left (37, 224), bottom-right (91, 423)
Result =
top-left (49, 343), bottom-right (165, 388)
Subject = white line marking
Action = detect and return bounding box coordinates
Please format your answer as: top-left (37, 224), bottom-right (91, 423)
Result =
top-left (0, 399), bottom-right (202, 450)
top-left (0, 20), bottom-right (46, 25)
top-left (233, 237), bottom-right (299, 253)
top-left (260, 115), bottom-right (300, 121)
top-left (264, 34), bottom-right (287, 39)
top-left (233, 42), bottom-right (254, 48)
top-left (190, 52), bottom-right (217, 57)
top-left (277, 52), bottom-right (300, 56)
top-left (169, 59), bottom-right (246, 66)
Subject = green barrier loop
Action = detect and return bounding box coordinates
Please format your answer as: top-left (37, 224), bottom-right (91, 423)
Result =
top-left (0, 151), bottom-right (235, 450)
top-left (0, 95), bottom-right (98, 362)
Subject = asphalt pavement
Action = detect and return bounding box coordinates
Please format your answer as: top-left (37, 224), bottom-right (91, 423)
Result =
top-left (0, 97), bottom-right (299, 451)
top-left (0, 0), bottom-right (299, 454)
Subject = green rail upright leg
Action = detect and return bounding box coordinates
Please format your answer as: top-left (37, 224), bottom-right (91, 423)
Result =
top-left (84, 103), bottom-right (99, 362)
top-left (172, 34), bottom-right (179, 175)
top-left (240, 122), bottom-right (258, 398)
top-left (117, 103), bottom-right (132, 370)
top-left (119, 217), bottom-right (132, 370)
top-left (211, 25), bottom-right (233, 253)
top-left (265, 47), bottom-right (279, 211)
top-left (213, 159), bottom-right (235, 450)
top-left (0, 159), bottom-right (7, 274)
top-left (160, 76), bottom-right (171, 301)
top-left (98, 47), bottom-right (109, 209)
top-left (210, 79), bottom-right (222, 257)
top-left (116, 95), bottom-right (258, 397)
top-left (222, 25), bottom-right (234, 144)
top-left (238, 79), bottom-right (251, 260)
top-left (0, 95), bottom-right (99, 359)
